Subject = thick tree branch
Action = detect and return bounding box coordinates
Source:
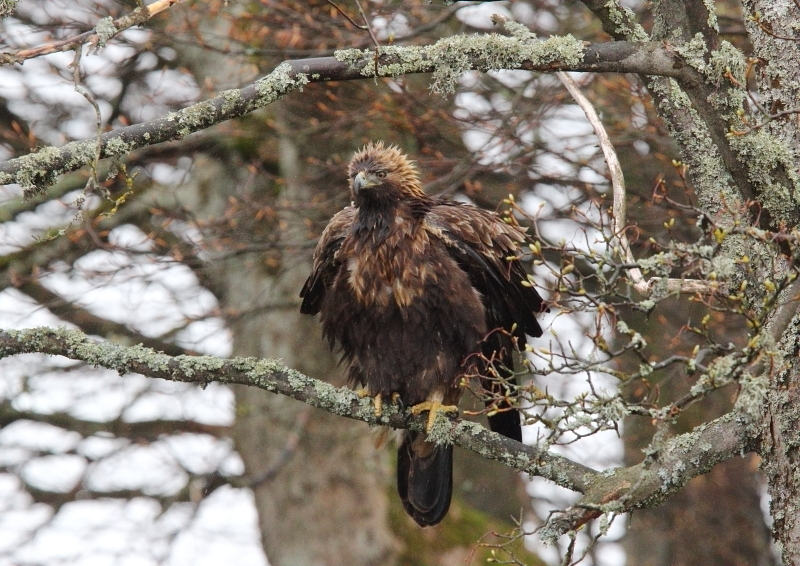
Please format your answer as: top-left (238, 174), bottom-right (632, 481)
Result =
top-left (540, 411), bottom-right (758, 541)
top-left (0, 326), bottom-right (595, 493)
top-left (0, 326), bottom-right (758, 535)
top-left (0, 38), bottom-right (682, 195)
top-left (582, 0), bottom-right (800, 230)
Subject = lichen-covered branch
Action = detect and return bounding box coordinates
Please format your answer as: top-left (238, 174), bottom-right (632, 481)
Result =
top-left (0, 37), bottom-right (682, 196)
top-left (0, 325), bottom-right (760, 535)
top-left (581, 0), bottom-right (800, 231)
top-left (0, 326), bottom-right (597, 492)
top-left (540, 411), bottom-right (758, 542)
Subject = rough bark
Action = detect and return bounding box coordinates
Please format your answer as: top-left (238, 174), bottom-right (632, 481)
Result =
top-left (742, 1), bottom-right (800, 562)
top-left (581, 0), bottom-right (782, 561)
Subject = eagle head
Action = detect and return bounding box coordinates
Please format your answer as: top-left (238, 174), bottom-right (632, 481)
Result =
top-left (348, 142), bottom-right (425, 206)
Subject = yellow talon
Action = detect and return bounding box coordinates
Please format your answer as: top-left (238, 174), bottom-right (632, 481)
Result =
top-left (357, 389), bottom-right (401, 417)
top-left (410, 400), bottom-right (459, 432)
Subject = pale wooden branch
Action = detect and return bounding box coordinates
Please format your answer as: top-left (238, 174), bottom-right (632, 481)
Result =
top-left (0, 0), bottom-right (191, 66)
top-left (557, 71), bottom-right (718, 297)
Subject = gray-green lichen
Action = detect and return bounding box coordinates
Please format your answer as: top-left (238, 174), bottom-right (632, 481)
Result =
top-left (674, 33), bottom-right (708, 71)
top-left (708, 41), bottom-right (746, 86)
top-left (596, 394), bottom-right (630, 421)
top-left (426, 33), bottom-right (584, 94)
top-left (336, 31), bottom-right (584, 95)
top-left (104, 136), bottom-right (135, 157)
top-left (502, 19), bottom-right (538, 43)
top-left (219, 89), bottom-right (242, 114)
top-left (710, 254), bottom-right (737, 279)
top-left (94, 16), bottom-right (118, 48)
top-left (703, 0), bottom-right (719, 32)
top-left (254, 62), bottom-right (309, 106)
top-left (638, 252), bottom-right (678, 277)
top-left (426, 410), bottom-right (457, 446)
top-left (603, 0), bottom-right (649, 42)
top-left (0, 0), bottom-right (17, 18)
top-left (171, 100), bottom-right (215, 139)
top-left (728, 130), bottom-right (800, 226)
top-left (735, 372), bottom-right (769, 417)
top-left (15, 143), bottom-right (95, 198)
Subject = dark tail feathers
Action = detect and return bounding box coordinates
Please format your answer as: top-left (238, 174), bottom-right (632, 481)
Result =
top-left (487, 404), bottom-right (522, 442)
top-left (482, 333), bottom-right (523, 443)
top-left (397, 431), bottom-right (453, 527)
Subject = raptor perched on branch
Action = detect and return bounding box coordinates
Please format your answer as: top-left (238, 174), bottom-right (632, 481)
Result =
top-left (300, 142), bottom-right (545, 527)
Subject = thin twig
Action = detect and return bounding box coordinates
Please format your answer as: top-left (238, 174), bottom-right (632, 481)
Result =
top-left (325, 0), bottom-right (368, 30)
top-left (352, 0), bottom-right (381, 77)
top-left (353, 0), bottom-right (381, 49)
top-left (69, 47), bottom-right (102, 194)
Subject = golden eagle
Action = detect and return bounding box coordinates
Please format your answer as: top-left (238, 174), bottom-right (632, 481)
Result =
top-left (300, 142), bottom-right (544, 526)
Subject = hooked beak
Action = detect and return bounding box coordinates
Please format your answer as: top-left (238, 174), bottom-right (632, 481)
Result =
top-left (353, 171), bottom-right (378, 194)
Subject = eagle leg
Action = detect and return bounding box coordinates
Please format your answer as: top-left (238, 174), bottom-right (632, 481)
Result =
top-left (410, 400), bottom-right (459, 432)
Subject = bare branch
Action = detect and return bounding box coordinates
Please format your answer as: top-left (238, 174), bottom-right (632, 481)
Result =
top-left (557, 71), bottom-right (717, 297)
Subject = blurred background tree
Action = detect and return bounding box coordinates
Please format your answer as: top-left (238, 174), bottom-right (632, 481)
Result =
top-left (0, 1), bottom-right (794, 565)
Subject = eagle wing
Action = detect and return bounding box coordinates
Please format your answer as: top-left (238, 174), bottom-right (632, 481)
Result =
top-left (426, 200), bottom-right (544, 340)
top-left (426, 200), bottom-right (545, 442)
top-left (299, 206), bottom-right (356, 315)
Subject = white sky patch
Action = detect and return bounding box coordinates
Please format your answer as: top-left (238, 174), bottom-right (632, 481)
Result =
top-left (22, 454), bottom-right (88, 493)
top-left (123, 381), bottom-right (233, 426)
top-left (168, 487), bottom-right (268, 566)
top-left (85, 444), bottom-right (188, 495)
top-left (487, 69), bottom-right (535, 89)
top-left (41, 247), bottom-right (223, 342)
top-left (456, 2), bottom-right (512, 29)
top-left (372, 14), bottom-right (412, 40)
top-left (0, 421), bottom-right (82, 454)
top-left (0, 289), bottom-right (68, 328)
top-left (78, 435), bottom-right (131, 461)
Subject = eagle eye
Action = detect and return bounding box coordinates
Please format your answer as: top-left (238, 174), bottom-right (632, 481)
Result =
top-left (376, 170), bottom-right (387, 180)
